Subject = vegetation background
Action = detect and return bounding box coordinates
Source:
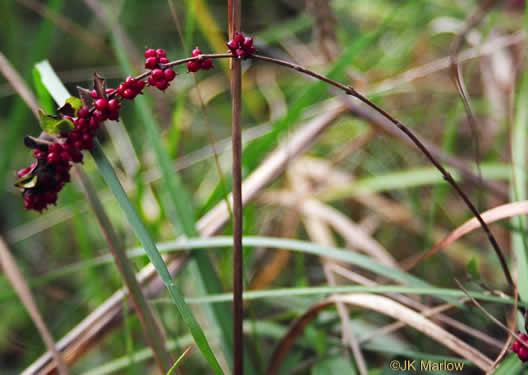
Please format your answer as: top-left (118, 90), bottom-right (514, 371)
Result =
top-left (1, 0), bottom-right (528, 374)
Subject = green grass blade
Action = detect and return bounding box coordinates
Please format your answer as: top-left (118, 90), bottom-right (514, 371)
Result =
top-left (91, 140), bottom-right (223, 375)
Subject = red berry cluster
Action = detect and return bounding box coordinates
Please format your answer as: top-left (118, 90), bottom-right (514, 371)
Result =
top-left (144, 48), bottom-right (177, 91)
top-left (116, 77), bottom-right (146, 100)
top-left (187, 47), bottom-right (213, 73)
top-left (513, 333), bottom-right (528, 362)
top-left (226, 32), bottom-right (256, 59)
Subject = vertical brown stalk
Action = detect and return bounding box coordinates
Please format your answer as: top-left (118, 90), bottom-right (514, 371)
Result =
top-left (228, 0), bottom-right (244, 374)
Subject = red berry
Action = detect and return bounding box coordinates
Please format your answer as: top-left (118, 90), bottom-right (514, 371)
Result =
top-left (235, 48), bottom-right (247, 59)
top-left (69, 131), bottom-right (80, 141)
top-left (520, 346), bottom-right (528, 362)
top-left (151, 69), bottom-right (164, 81)
top-left (122, 89), bottom-right (136, 99)
top-left (108, 111), bottom-right (119, 121)
top-left (49, 143), bottom-right (62, 153)
top-left (201, 59), bottom-right (213, 70)
top-left (125, 76), bottom-right (136, 87)
top-left (89, 116), bottom-right (100, 130)
top-left (242, 37), bottom-right (253, 49)
top-left (107, 99), bottom-right (121, 112)
top-left (60, 152), bottom-right (71, 162)
top-left (91, 90), bottom-right (98, 99)
top-left (145, 48), bottom-right (157, 58)
top-left (234, 32), bottom-right (244, 44)
top-left (192, 47), bottom-right (202, 57)
top-left (513, 341), bottom-right (521, 353)
top-left (74, 141), bottom-right (83, 150)
top-left (159, 57), bottom-right (169, 64)
top-left (78, 107), bottom-right (89, 118)
top-left (187, 60), bottom-right (201, 72)
top-left (164, 68), bottom-right (177, 81)
top-left (156, 48), bottom-right (166, 58)
top-left (76, 118), bottom-right (88, 129)
top-left (94, 98), bottom-right (108, 111)
top-left (145, 57), bottom-right (158, 69)
top-left (55, 163), bottom-right (68, 174)
top-left (34, 150), bottom-right (46, 159)
top-left (155, 79), bottom-right (169, 90)
top-left (520, 333), bottom-right (527, 341)
top-left (71, 150), bottom-right (83, 163)
top-left (136, 80), bottom-right (146, 91)
top-left (47, 152), bottom-right (60, 164)
top-left (117, 83), bottom-right (126, 95)
top-left (226, 39), bottom-right (238, 51)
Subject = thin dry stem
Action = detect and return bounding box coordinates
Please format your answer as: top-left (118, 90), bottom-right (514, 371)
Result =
top-left (228, 1), bottom-right (244, 374)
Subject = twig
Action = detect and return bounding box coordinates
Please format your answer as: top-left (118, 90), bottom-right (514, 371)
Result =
top-left (249, 53), bottom-right (515, 292)
top-left (228, 1), bottom-right (244, 374)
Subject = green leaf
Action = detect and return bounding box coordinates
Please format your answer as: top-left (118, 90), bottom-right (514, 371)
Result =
top-left (312, 357), bottom-right (357, 375)
top-left (15, 175), bottom-right (37, 189)
top-left (466, 257), bottom-right (480, 280)
top-left (491, 353), bottom-right (526, 374)
top-left (38, 109), bottom-right (74, 135)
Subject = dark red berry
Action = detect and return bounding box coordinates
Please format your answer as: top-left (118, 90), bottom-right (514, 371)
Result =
top-left (192, 47), bottom-right (202, 57)
top-left (125, 76), bottom-right (136, 87)
top-left (47, 152), bottom-right (60, 164)
top-left (34, 150), bottom-right (46, 159)
top-left (122, 89), bottom-right (136, 99)
top-left (71, 150), bottom-right (83, 163)
top-left (164, 69), bottom-right (177, 81)
top-left (187, 60), bottom-right (201, 72)
top-left (78, 107), bottom-right (89, 118)
top-left (108, 111), bottom-right (119, 121)
top-left (235, 48), bottom-right (247, 59)
top-left (94, 98), bottom-right (108, 111)
top-left (145, 57), bottom-right (158, 69)
top-left (201, 59), bottom-right (213, 70)
top-left (234, 32), bottom-right (244, 44)
top-left (155, 79), bottom-right (169, 90)
top-left (227, 39), bottom-right (238, 50)
top-left (151, 69), bottom-right (164, 80)
top-left (145, 48), bottom-right (157, 59)
top-left (156, 49), bottom-right (166, 58)
top-left (69, 131), bottom-right (80, 141)
top-left (89, 117), bottom-right (100, 129)
top-left (49, 143), bottom-right (62, 153)
top-left (91, 90), bottom-right (98, 99)
top-left (136, 80), bottom-right (146, 91)
top-left (159, 57), bottom-right (169, 64)
top-left (513, 341), bottom-right (521, 353)
top-left (242, 37), bottom-right (253, 49)
top-left (117, 83), bottom-right (126, 95)
top-left (107, 99), bottom-right (121, 112)
top-left (74, 141), bottom-right (83, 150)
top-left (520, 346), bottom-right (528, 362)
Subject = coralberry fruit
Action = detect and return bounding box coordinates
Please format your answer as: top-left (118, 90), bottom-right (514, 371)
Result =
top-left (187, 47), bottom-right (213, 72)
top-left (512, 333), bottom-right (528, 362)
top-left (226, 32), bottom-right (256, 59)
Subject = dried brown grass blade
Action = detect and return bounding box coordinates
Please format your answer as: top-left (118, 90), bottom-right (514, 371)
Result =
top-left (404, 200), bottom-right (528, 271)
top-left (0, 237), bottom-right (69, 375)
